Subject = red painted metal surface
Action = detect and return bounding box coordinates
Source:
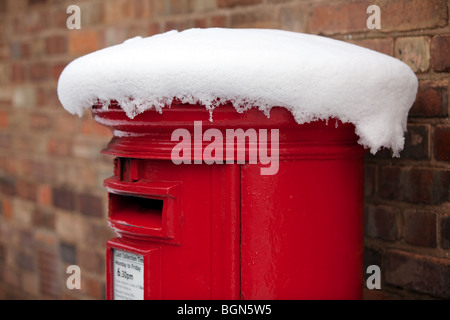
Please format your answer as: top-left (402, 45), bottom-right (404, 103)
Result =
top-left (95, 101), bottom-right (366, 300)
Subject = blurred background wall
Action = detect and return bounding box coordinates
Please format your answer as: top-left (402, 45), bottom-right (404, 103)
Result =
top-left (0, 0), bottom-right (448, 300)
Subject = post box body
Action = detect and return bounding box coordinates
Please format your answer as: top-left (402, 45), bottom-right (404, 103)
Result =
top-left (94, 102), bottom-right (365, 300)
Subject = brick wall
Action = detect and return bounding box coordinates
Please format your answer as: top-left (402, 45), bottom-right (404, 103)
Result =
top-left (0, 0), bottom-right (448, 300)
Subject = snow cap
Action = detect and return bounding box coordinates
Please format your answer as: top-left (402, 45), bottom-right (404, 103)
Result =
top-left (57, 28), bottom-right (418, 155)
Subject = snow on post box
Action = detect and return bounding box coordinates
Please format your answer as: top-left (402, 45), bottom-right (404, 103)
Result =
top-left (57, 28), bottom-right (418, 300)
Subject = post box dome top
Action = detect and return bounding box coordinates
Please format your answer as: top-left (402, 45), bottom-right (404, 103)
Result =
top-left (57, 28), bottom-right (418, 155)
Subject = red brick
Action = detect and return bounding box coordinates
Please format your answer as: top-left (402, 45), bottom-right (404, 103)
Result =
top-left (348, 38), bottom-right (394, 56)
top-left (431, 35), bottom-right (450, 72)
top-left (81, 276), bottom-right (104, 299)
top-left (309, 1), bottom-right (369, 35)
top-left (379, 167), bottom-right (449, 204)
top-left (280, 3), bottom-right (308, 32)
top-left (78, 248), bottom-right (105, 274)
top-left (210, 15), bottom-right (227, 28)
top-left (60, 242), bottom-right (76, 264)
top-left (0, 177), bottom-right (15, 196)
top-left (38, 249), bottom-right (60, 298)
top-left (403, 210), bottom-right (437, 247)
top-left (168, 0), bottom-right (193, 15)
top-left (52, 187), bottom-right (76, 211)
top-left (380, 0), bottom-right (448, 32)
top-left (364, 163), bottom-right (376, 198)
top-left (441, 215), bottom-right (450, 249)
top-left (47, 137), bottom-right (72, 157)
top-left (45, 35), bottom-right (67, 55)
top-left (378, 166), bottom-right (405, 201)
top-left (410, 81), bottom-right (448, 118)
top-left (78, 193), bottom-right (104, 218)
top-left (365, 205), bottom-right (400, 241)
top-left (28, 62), bottom-right (49, 81)
top-left (69, 30), bottom-right (100, 55)
top-left (17, 251), bottom-right (35, 271)
top-left (10, 63), bottom-right (25, 82)
top-left (36, 184), bottom-right (52, 207)
top-left (409, 168), bottom-right (449, 205)
top-left (33, 208), bottom-right (55, 230)
top-left (434, 126), bottom-right (450, 162)
top-left (386, 250), bottom-right (450, 298)
top-left (218, 0), bottom-right (262, 8)
top-left (230, 7), bottom-right (279, 28)
top-left (50, 62), bottom-right (66, 81)
top-left (30, 112), bottom-right (51, 130)
top-left (81, 118), bottom-right (112, 138)
top-left (15, 179), bottom-right (37, 202)
top-left (1, 198), bottom-right (12, 220)
top-left (0, 110), bottom-right (8, 128)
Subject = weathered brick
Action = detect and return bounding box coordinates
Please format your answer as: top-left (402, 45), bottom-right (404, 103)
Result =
top-left (386, 250), bottom-right (450, 298)
top-left (365, 205), bottom-right (399, 241)
top-left (403, 210), bottom-right (437, 247)
top-left (78, 193), bottom-right (104, 218)
top-left (434, 126), bottom-right (450, 162)
top-left (400, 124), bottom-right (429, 160)
top-left (431, 35), bottom-right (450, 72)
top-left (12, 86), bottom-right (36, 108)
top-left (441, 215), bottom-right (450, 249)
top-left (218, 0), bottom-right (262, 8)
top-left (395, 37), bottom-right (430, 73)
top-left (60, 242), bottom-right (76, 264)
top-left (410, 81), bottom-right (448, 118)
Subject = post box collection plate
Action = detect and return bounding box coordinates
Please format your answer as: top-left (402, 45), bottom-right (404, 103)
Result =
top-left (113, 249), bottom-right (144, 300)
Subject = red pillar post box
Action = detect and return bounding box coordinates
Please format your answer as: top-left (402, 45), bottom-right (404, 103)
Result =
top-left (94, 100), bottom-right (366, 300)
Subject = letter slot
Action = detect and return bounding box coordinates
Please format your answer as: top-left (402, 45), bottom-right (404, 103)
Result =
top-left (105, 177), bottom-right (181, 244)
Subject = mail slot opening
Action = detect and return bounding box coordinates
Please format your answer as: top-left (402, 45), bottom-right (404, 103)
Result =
top-left (109, 193), bottom-right (164, 231)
